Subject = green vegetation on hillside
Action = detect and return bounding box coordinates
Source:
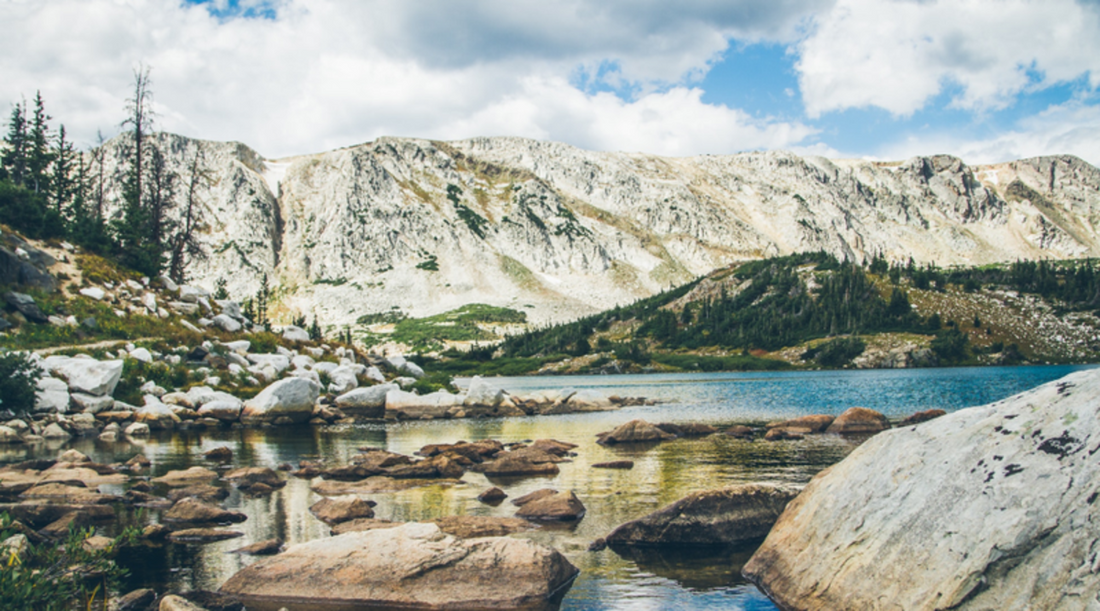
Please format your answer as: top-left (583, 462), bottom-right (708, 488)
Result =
top-left (358, 304), bottom-right (527, 352)
top-left (426, 251), bottom-right (1100, 375)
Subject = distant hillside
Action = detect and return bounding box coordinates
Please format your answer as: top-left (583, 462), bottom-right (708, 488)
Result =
top-left (422, 253), bottom-right (1100, 375)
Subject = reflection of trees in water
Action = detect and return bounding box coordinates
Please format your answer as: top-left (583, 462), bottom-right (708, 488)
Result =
top-left (609, 542), bottom-right (761, 589)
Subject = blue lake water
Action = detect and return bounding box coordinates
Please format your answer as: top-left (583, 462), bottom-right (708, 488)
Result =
top-left (7, 364), bottom-right (1093, 610)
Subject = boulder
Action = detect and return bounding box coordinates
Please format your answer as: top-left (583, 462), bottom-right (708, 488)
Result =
top-left (655, 422), bottom-right (718, 437)
top-left (152, 466), bottom-right (219, 486)
top-left (0, 425), bottom-right (22, 444)
top-left (231, 538), bottom-right (284, 556)
top-left (129, 347), bottom-right (153, 363)
top-left (35, 377), bottom-right (70, 413)
top-left (164, 497), bottom-right (247, 524)
top-left (565, 389), bottom-right (614, 411)
top-left (335, 383), bottom-right (397, 418)
top-left (44, 357), bottom-right (124, 397)
top-left (135, 401), bottom-right (181, 430)
top-left (514, 490), bottom-right (586, 521)
top-left (70, 392), bottom-right (114, 414)
top-left (4, 292), bottom-right (47, 323)
top-left (124, 422), bottom-right (150, 437)
top-left (167, 484), bottom-right (229, 504)
top-left (241, 378), bottom-right (320, 425)
top-left (477, 487), bottom-right (507, 504)
top-left (606, 484), bottom-right (797, 547)
top-left (824, 406), bottom-right (890, 435)
top-left (281, 325), bottom-right (310, 342)
top-left (245, 354), bottom-right (291, 374)
top-left (158, 595), bottom-right (208, 611)
top-left (309, 496), bottom-right (375, 525)
top-left (197, 400), bottom-right (242, 421)
top-left (463, 376), bottom-right (506, 407)
top-left (743, 370), bottom-right (1100, 611)
top-left (78, 287), bottom-right (106, 301)
top-left (766, 414), bottom-right (835, 433)
top-left (219, 523), bottom-right (578, 610)
top-left (597, 419), bottom-right (676, 445)
top-left (327, 365), bottom-right (360, 394)
top-left (900, 408), bottom-right (947, 426)
top-left (223, 467), bottom-right (285, 491)
top-left (211, 314), bottom-right (241, 333)
top-left (40, 423), bottom-right (70, 440)
top-left (723, 425), bottom-right (755, 439)
top-left (384, 389), bottom-right (463, 420)
top-left (203, 447), bottom-right (233, 462)
top-left (477, 451), bottom-right (561, 478)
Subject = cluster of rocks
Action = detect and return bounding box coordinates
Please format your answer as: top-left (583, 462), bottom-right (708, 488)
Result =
top-left (3, 343), bottom-right (637, 445)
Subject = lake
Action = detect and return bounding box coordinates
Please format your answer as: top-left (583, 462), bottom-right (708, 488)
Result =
top-left (5, 364), bottom-right (1094, 610)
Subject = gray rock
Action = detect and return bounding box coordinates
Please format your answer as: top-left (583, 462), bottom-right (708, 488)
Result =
top-left (0, 425), bottom-right (23, 444)
top-left (41, 422), bottom-right (70, 440)
top-left (4, 291), bottom-right (47, 323)
top-left (78, 287), bottom-right (106, 301)
top-left (463, 376), bottom-right (505, 407)
top-left (743, 369), bottom-right (1100, 611)
top-left (335, 383), bottom-right (397, 418)
top-left (44, 357), bottom-right (124, 397)
top-left (70, 393), bottom-right (116, 414)
top-left (282, 325), bottom-right (310, 342)
top-left (35, 377), bottom-right (70, 413)
top-left (606, 484), bottom-right (797, 547)
top-left (211, 314), bottom-right (241, 333)
top-left (241, 377), bottom-right (320, 424)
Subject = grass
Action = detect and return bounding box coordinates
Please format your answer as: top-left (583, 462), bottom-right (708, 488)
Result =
top-left (360, 304), bottom-right (527, 351)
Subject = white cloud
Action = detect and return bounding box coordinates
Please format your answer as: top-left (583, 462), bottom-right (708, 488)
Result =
top-left (797, 0), bottom-right (1100, 118)
top-left (0, 0), bottom-right (824, 158)
top-left (878, 99), bottom-right (1100, 166)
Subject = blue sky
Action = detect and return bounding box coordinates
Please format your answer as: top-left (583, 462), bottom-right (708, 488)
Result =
top-left (2, 0), bottom-right (1099, 164)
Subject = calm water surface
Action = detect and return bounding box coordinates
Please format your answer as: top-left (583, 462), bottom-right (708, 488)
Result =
top-left (4, 365), bottom-right (1094, 610)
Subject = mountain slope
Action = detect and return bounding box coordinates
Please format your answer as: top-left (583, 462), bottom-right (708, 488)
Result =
top-left (94, 134), bottom-right (1100, 329)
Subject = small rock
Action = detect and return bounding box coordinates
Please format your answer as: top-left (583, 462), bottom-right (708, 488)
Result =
top-left (167, 528), bottom-right (244, 543)
top-left (900, 409), bottom-right (947, 426)
top-left (477, 486), bottom-right (508, 505)
top-left (116, 588), bottom-right (157, 611)
top-left (230, 538), bottom-right (284, 556)
top-left (514, 490), bottom-right (586, 521)
top-left (592, 460), bottom-right (634, 469)
top-left (204, 447), bottom-right (234, 462)
top-left (309, 497), bottom-right (375, 525)
top-left (825, 407), bottom-right (891, 435)
top-left (596, 419), bottom-right (675, 445)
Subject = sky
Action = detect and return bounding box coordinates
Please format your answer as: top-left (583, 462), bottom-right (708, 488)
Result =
top-left (2, 0), bottom-right (1099, 165)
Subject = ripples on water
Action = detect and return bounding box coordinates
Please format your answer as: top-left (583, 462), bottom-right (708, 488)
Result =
top-left (3, 365), bottom-right (1093, 610)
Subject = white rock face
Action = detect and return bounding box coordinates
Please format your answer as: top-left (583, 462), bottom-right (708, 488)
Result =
top-left (91, 133), bottom-right (1100, 328)
top-left (743, 369), bottom-right (1100, 611)
top-left (241, 377), bottom-right (320, 424)
top-left (35, 377), bottom-right (71, 413)
top-left (45, 358), bottom-right (124, 397)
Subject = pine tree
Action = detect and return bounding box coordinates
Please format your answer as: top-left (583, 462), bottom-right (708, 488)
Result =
top-left (51, 125), bottom-right (75, 214)
top-left (113, 66), bottom-right (161, 276)
top-left (1, 100), bottom-right (28, 185)
top-left (309, 315), bottom-right (322, 341)
top-left (25, 91), bottom-right (54, 194)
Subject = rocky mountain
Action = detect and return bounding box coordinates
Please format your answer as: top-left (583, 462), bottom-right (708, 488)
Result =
top-left (95, 134), bottom-right (1100, 328)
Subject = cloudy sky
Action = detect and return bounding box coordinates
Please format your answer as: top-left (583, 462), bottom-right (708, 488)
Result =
top-left (3, 0), bottom-right (1099, 165)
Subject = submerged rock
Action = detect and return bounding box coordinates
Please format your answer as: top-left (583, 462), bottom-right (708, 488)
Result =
top-left (515, 490), bottom-right (586, 521)
top-left (219, 523), bottom-right (578, 610)
top-left (606, 484), bottom-right (797, 547)
top-left (309, 497), bottom-right (375, 525)
top-left (743, 370), bottom-right (1100, 611)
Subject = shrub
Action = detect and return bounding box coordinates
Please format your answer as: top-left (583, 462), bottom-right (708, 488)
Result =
top-left (0, 351), bottom-right (41, 415)
top-left (931, 328), bottom-right (970, 363)
top-left (410, 371), bottom-right (455, 395)
top-left (810, 337), bottom-right (867, 367)
top-left (0, 512), bottom-right (138, 611)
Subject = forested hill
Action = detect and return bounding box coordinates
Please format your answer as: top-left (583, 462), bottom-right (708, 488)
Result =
top-left (425, 252), bottom-right (1100, 376)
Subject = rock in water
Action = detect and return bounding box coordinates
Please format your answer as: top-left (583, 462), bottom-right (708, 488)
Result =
top-left (596, 419), bottom-right (676, 445)
top-left (743, 369), bottom-right (1100, 611)
top-left (824, 406), bottom-right (889, 434)
top-left (240, 378), bottom-right (320, 424)
top-left (605, 485), bottom-right (796, 547)
top-left (219, 522), bottom-right (578, 610)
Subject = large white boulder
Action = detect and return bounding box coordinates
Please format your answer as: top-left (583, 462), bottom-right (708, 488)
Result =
top-left (241, 378), bottom-right (320, 424)
top-left (197, 400), bottom-right (242, 422)
top-left (364, 365), bottom-right (385, 384)
top-left (134, 400), bottom-right (181, 430)
top-left (35, 377), bottom-right (70, 413)
top-left (463, 376), bottom-right (505, 407)
top-left (743, 369), bottom-right (1100, 611)
top-left (327, 365), bottom-right (361, 395)
top-left (78, 287), bottom-right (105, 301)
top-left (335, 383), bottom-right (397, 418)
top-left (44, 357), bottom-right (123, 397)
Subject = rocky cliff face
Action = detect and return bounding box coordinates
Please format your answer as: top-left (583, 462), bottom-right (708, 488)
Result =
top-left (95, 134), bottom-right (1100, 327)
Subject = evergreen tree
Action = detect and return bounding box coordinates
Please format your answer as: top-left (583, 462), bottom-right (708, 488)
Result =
top-left (113, 66), bottom-right (161, 276)
top-left (1, 100), bottom-right (28, 184)
top-left (309, 315), bottom-right (322, 341)
top-left (51, 124), bottom-right (76, 214)
top-left (25, 91), bottom-right (54, 194)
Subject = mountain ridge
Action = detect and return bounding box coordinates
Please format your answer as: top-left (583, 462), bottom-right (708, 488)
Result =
top-left (90, 133), bottom-right (1100, 331)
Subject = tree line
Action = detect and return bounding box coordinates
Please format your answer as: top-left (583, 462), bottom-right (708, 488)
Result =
top-left (0, 67), bottom-right (206, 283)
